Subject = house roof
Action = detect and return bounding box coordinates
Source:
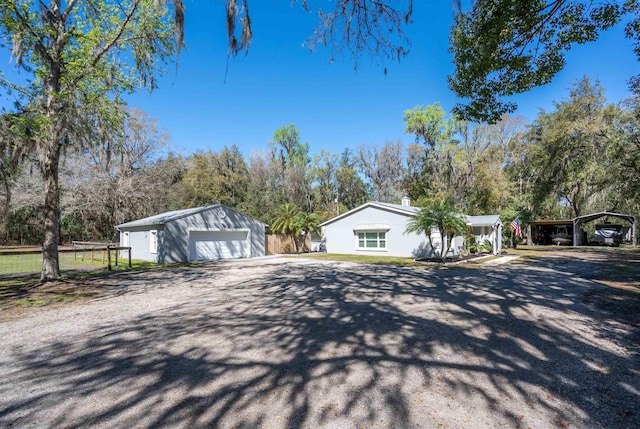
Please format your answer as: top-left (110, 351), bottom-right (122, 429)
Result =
top-left (465, 215), bottom-right (502, 227)
top-left (532, 219), bottom-right (573, 226)
top-left (573, 211), bottom-right (636, 224)
top-left (116, 204), bottom-right (267, 229)
top-left (320, 201), bottom-right (500, 227)
top-left (319, 201), bottom-right (418, 227)
top-left (374, 202), bottom-right (420, 215)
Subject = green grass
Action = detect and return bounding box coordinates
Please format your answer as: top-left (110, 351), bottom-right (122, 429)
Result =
top-left (12, 291), bottom-right (88, 307)
top-left (0, 250), bottom-right (127, 276)
top-left (0, 277), bottom-right (33, 290)
top-left (0, 253), bottom-right (43, 275)
top-left (291, 252), bottom-right (501, 268)
top-left (14, 297), bottom-right (48, 306)
top-left (0, 257), bottom-right (165, 310)
top-left (0, 250), bottom-right (160, 278)
top-left (289, 253), bottom-right (418, 266)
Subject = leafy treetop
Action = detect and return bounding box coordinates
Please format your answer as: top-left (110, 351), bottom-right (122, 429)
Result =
top-left (449, 0), bottom-right (637, 123)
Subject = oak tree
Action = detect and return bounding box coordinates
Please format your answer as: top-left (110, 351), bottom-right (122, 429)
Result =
top-left (449, 0), bottom-right (638, 122)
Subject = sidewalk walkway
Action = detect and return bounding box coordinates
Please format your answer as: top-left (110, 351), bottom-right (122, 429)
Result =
top-left (482, 255), bottom-right (521, 266)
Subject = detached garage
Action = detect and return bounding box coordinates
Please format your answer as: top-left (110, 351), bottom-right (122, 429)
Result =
top-left (116, 204), bottom-right (266, 263)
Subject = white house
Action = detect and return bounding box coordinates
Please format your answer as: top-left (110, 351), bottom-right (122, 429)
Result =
top-left (320, 199), bottom-right (502, 258)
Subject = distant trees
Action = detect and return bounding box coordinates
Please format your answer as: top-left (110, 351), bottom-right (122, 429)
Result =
top-left (356, 140), bottom-right (406, 202)
top-left (403, 103), bottom-right (517, 215)
top-left (614, 89), bottom-right (640, 209)
top-left (61, 109), bottom-right (173, 240)
top-left (2, 77), bottom-right (639, 253)
top-left (517, 77), bottom-right (629, 218)
top-left (182, 145), bottom-right (249, 208)
top-left (272, 125), bottom-right (313, 212)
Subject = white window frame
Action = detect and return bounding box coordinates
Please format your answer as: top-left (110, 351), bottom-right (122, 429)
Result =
top-left (355, 230), bottom-right (387, 251)
top-left (149, 230), bottom-right (158, 254)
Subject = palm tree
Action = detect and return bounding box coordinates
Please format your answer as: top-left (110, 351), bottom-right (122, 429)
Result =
top-left (296, 212), bottom-right (322, 252)
top-left (405, 198), bottom-right (467, 260)
top-left (270, 203), bottom-right (303, 252)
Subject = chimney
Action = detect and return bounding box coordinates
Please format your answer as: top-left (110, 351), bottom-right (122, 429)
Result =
top-left (401, 195), bottom-right (411, 206)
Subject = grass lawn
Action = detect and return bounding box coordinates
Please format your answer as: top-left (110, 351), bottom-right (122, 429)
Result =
top-left (293, 246), bottom-right (640, 278)
top-left (0, 255), bottom-right (163, 311)
top-left (0, 250), bottom-right (128, 276)
top-left (289, 252), bottom-right (494, 267)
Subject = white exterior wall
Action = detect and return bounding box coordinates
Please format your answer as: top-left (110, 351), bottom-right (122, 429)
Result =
top-left (120, 225), bottom-right (163, 263)
top-left (323, 206), bottom-right (438, 258)
top-left (161, 207), bottom-right (264, 263)
top-left (469, 224), bottom-right (502, 255)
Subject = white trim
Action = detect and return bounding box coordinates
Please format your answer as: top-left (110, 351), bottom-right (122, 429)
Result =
top-left (353, 224), bottom-right (390, 231)
top-left (355, 230), bottom-right (388, 251)
top-left (187, 228), bottom-right (251, 261)
top-left (149, 230), bottom-right (158, 254)
top-left (187, 228), bottom-right (250, 233)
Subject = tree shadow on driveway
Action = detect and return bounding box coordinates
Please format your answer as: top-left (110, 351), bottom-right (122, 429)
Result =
top-left (0, 256), bottom-right (638, 428)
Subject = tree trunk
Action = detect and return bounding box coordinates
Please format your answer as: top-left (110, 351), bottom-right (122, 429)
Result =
top-left (440, 230), bottom-right (449, 261)
top-left (41, 21), bottom-right (64, 281)
top-left (426, 229), bottom-right (435, 258)
top-left (41, 136), bottom-right (61, 281)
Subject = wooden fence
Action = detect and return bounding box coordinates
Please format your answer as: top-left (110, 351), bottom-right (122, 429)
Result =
top-left (265, 234), bottom-right (311, 255)
top-left (0, 244), bottom-right (132, 278)
top-left (72, 241), bottom-right (132, 270)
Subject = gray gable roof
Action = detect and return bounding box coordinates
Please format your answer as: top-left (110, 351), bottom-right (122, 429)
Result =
top-left (320, 201), bottom-right (501, 228)
top-left (116, 204), bottom-right (267, 229)
top-left (319, 201), bottom-right (418, 227)
top-left (465, 215), bottom-right (502, 226)
top-left (374, 202), bottom-right (420, 215)
top-left (116, 206), bottom-right (219, 229)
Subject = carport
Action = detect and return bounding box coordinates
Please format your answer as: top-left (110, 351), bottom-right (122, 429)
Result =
top-left (573, 212), bottom-right (637, 247)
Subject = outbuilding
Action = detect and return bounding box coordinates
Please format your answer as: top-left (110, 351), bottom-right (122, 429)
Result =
top-left (116, 204), bottom-right (266, 263)
top-left (573, 211), bottom-right (637, 247)
top-left (466, 215), bottom-right (503, 255)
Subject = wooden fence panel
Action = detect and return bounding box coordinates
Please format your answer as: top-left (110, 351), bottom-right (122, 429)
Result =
top-left (265, 234), bottom-right (311, 255)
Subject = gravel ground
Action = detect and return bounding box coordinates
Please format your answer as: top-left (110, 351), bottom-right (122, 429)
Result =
top-left (0, 254), bottom-right (638, 428)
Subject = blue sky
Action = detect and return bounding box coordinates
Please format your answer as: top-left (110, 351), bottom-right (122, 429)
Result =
top-left (2, 1), bottom-right (638, 158)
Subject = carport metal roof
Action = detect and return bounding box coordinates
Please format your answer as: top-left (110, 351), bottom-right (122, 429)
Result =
top-left (532, 219), bottom-right (573, 226)
top-left (572, 211), bottom-right (637, 247)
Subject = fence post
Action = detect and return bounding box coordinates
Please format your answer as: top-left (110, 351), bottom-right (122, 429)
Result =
top-left (107, 246), bottom-right (112, 271)
top-left (128, 247), bottom-right (132, 268)
top-left (115, 247), bottom-right (118, 267)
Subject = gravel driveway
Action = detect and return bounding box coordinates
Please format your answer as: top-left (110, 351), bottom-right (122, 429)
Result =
top-left (0, 255), bottom-right (638, 428)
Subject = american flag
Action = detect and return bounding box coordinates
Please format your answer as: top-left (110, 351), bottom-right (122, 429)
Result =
top-left (510, 217), bottom-right (523, 238)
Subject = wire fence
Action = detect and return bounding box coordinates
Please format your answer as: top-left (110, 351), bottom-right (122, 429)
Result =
top-left (0, 245), bottom-right (131, 279)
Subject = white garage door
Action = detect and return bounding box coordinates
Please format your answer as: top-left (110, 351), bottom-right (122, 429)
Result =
top-left (189, 230), bottom-right (249, 261)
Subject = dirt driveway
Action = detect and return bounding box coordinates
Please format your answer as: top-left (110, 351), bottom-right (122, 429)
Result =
top-left (0, 254), bottom-right (638, 428)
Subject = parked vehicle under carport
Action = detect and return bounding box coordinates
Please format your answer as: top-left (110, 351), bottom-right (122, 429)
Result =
top-left (594, 224), bottom-right (628, 247)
